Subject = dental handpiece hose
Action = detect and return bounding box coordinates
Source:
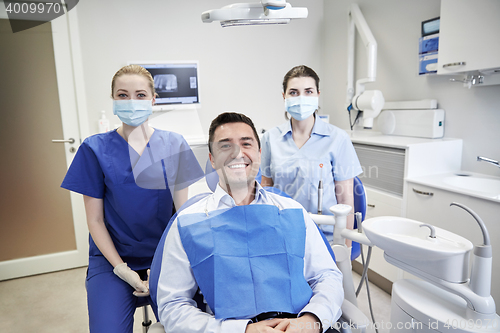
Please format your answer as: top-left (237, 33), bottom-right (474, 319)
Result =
top-left (317, 180), bottom-right (323, 215)
top-left (317, 163), bottom-right (324, 215)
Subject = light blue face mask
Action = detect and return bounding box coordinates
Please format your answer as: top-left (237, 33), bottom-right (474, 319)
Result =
top-left (284, 96), bottom-right (319, 121)
top-left (113, 99), bottom-right (153, 127)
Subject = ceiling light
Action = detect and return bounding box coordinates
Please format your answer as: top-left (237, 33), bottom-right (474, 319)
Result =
top-left (201, 2), bottom-right (308, 27)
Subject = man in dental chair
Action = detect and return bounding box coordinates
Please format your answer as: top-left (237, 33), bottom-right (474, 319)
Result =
top-left (156, 112), bottom-right (344, 333)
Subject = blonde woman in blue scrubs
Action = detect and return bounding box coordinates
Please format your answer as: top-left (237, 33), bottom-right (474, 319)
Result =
top-left (261, 65), bottom-right (362, 245)
top-left (61, 65), bottom-right (204, 332)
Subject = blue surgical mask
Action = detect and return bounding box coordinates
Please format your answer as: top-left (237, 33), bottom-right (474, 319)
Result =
top-left (284, 96), bottom-right (318, 121)
top-left (113, 99), bottom-right (153, 127)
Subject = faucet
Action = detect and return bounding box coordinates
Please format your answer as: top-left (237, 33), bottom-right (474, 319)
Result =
top-left (477, 156), bottom-right (500, 168)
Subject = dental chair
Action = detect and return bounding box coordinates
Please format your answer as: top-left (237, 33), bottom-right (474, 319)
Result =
top-left (351, 176), bottom-right (367, 261)
top-left (146, 167), bottom-right (370, 332)
top-left (136, 297), bottom-right (154, 333)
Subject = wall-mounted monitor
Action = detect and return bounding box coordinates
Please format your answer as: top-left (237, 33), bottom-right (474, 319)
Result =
top-left (128, 61), bottom-right (200, 111)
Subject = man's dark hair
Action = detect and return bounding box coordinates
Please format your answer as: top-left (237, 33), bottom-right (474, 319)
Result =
top-left (208, 112), bottom-right (261, 154)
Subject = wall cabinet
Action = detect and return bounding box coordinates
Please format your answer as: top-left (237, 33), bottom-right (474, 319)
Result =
top-left (406, 181), bottom-right (500, 306)
top-left (437, 0), bottom-right (500, 75)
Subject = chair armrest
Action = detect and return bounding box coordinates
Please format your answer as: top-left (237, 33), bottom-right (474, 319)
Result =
top-left (340, 299), bottom-right (370, 329)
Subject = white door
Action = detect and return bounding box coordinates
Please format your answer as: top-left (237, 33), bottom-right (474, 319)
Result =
top-left (0, 10), bottom-right (89, 280)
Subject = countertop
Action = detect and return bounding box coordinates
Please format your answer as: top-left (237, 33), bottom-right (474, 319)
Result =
top-left (346, 130), bottom-right (500, 203)
top-left (347, 130), bottom-right (461, 149)
top-left (407, 171), bottom-right (500, 203)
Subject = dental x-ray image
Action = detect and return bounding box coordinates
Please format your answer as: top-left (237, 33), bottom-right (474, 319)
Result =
top-left (154, 74), bottom-right (178, 93)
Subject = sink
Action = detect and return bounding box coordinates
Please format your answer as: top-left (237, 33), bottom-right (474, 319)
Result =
top-left (362, 216), bottom-right (473, 260)
top-left (443, 175), bottom-right (500, 195)
top-left (362, 216), bottom-right (473, 283)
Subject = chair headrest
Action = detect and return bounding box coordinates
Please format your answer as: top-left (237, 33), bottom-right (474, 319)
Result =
top-left (205, 159), bottom-right (219, 192)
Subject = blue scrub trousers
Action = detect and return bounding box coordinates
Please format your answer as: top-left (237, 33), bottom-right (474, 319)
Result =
top-left (86, 258), bottom-right (158, 333)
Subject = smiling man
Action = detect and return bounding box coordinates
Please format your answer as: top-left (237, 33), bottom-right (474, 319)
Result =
top-left (208, 114), bottom-right (262, 205)
top-left (156, 112), bottom-right (344, 333)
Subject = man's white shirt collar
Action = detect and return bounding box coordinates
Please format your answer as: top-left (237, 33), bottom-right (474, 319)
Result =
top-left (210, 181), bottom-right (270, 211)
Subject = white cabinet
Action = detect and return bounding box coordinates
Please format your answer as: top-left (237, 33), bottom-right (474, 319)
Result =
top-left (365, 187), bottom-right (403, 219)
top-left (406, 181), bottom-right (500, 306)
top-left (349, 133), bottom-right (462, 283)
top-left (360, 187), bottom-right (403, 283)
top-left (437, 0), bottom-right (500, 75)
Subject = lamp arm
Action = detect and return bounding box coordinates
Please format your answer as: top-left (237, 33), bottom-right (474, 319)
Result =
top-left (350, 3), bottom-right (378, 84)
top-left (346, 16), bottom-right (355, 106)
top-left (346, 4), bottom-right (379, 105)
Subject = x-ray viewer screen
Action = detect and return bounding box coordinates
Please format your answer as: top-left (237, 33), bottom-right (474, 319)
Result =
top-left (137, 63), bottom-right (199, 106)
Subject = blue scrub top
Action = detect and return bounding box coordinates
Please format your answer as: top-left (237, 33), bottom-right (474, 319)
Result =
top-left (261, 117), bottom-right (362, 217)
top-left (61, 128), bottom-right (204, 270)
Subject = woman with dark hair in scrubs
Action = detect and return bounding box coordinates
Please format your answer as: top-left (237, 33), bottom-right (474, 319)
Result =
top-left (261, 65), bottom-right (362, 247)
top-left (61, 64), bottom-right (204, 332)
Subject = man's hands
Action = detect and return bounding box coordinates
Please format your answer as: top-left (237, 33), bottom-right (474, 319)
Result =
top-left (245, 314), bottom-right (321, 333)
top-left (245, 318), bottom-right (286, 333)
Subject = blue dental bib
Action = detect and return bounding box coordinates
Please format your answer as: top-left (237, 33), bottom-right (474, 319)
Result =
top-left (177, 204), bottom-right (313, 320)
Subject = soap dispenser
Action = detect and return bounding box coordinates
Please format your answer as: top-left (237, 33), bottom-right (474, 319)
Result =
top-left (98, 110), bottom-right (110, 133)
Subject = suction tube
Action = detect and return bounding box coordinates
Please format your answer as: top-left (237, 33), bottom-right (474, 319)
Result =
top-left (450, 202), bottom-right (490, 246)
top-left (451, 202), bottom-right (493, 300)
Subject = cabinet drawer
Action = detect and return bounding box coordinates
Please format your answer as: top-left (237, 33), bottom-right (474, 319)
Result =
top-left (365, 186), bottom-right (403, 218)
top-left (406, 183), bottom-right (494, 246)
top-left (406, 181), bottom-right (500, 305)
top-left (354, 144), bottom-right (405, 197)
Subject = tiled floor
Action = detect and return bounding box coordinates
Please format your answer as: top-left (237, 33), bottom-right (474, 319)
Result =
top-left (0, 266), bottom-right (391, 333)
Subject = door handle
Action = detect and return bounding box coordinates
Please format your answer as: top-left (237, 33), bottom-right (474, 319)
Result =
top-left (442, 61), bottom-right (466, 68)
top-left (412, 188), bottom-right (434, 196)
top-left (52, 138), bottom-right (75, 144)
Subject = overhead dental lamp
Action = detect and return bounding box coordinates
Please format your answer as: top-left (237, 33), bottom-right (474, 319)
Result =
top-left (346, 4), bottom-right (385, 129)
top-left (201, 0), bottom-right (308, 27)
